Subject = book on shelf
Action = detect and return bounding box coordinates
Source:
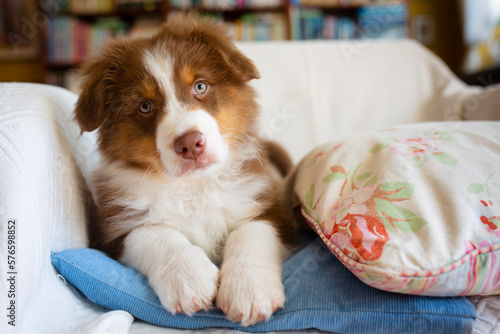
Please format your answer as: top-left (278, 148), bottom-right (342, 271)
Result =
top-left (226, 13), bottom-right (286, 41)
top-left (357, 4), bottom-right (408, 39)
top-left (292, 9), bottom-right (356, 40)
top-left (292, 0), bottom-right (406, 6)
top-left (68, 0), bottom-right (115, 14)
top-left (166, 9), bottom-right (286, 41)
top-left (45, 17), bottom-right (128, 66)
top-left (115, 0), bottom-right (164, 12)
top-left (170, 0), bottom-right (284, 10)
top-left (64, 0), bottom-right (163, 14)
top-left (128, 17), bottom-right (164, 38)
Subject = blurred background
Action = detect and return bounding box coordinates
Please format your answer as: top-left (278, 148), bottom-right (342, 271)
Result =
top-left (0, 0), bottom-right (499, 92)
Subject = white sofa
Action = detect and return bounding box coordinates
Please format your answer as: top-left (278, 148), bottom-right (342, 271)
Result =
top-left (1, 40), bottom-right (499, 334)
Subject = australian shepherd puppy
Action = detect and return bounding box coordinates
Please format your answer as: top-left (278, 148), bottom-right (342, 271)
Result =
top-left (74, 14), bottom-right (294, 326)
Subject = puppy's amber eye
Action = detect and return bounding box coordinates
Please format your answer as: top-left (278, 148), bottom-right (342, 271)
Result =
top-left (193, 81), bottom-right (209, 95)
top-left (138, 101), bottom-right (153, 114)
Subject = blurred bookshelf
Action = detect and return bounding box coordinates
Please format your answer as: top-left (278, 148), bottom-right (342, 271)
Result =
top-left (291, 0), bottom-right (408, 40)
top-left (42, 0), bottom-right (167, 88)
top-left (41, 0), bottom-right (409, 89)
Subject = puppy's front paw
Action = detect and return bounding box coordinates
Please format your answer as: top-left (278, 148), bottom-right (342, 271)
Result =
top-left (216, 264), bottom-right (285, 326)
top-left (150, 245), bottom-right (219, 316)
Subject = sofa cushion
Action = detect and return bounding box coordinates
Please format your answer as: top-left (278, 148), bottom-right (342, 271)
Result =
top-left (51, 236), bottom-right (476, 333)
top-left (293, 121), bottom-right (500, 296)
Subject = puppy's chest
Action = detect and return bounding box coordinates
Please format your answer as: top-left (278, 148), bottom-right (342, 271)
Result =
top-left (146, 173), bottom-right (268, 259)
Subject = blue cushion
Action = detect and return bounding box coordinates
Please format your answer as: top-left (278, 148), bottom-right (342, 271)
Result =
top-left (51, 235), bottom-right (476, 333)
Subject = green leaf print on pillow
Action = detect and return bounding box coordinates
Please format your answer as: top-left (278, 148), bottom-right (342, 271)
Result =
top-left (368, 129), bottom-right (458, 167)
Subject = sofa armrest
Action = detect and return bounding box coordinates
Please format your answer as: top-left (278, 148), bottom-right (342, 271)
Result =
top-left (461, 83), bottom-right (500, 121)
top-left (0, 83), bottom-right (111, 333)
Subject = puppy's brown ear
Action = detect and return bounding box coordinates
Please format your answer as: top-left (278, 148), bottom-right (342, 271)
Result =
top-left (74, 55), bottom-right (111, 132)
top-left (196, 17), bottom-right (260, 82)
top-left (219, 45), bottom-right (261, 82)
top-left (74, 37), bottom-right (128, 133)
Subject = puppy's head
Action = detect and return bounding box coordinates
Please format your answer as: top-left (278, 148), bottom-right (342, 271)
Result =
top-left (75, 14), bottom-right (260, 178)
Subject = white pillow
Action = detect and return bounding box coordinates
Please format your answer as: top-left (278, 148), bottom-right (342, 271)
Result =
top-left (292, 121), bottom-right (500, 296)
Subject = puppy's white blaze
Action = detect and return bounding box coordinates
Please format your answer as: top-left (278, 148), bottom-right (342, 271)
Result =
top-left (143, 45), bottom-right (183, 113)
top-left (143, 46), bottom-right (228, 178)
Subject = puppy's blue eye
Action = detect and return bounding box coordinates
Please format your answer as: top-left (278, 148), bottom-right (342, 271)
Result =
top-left (194, 81), bottom-right (208, 95)
top-left (139, 101), bottom-right (153, 114)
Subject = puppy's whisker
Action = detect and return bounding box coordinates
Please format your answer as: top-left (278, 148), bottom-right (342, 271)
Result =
top-left (224, 134), bottom-right (258, 154)
top-left (139, 159), bottom-right (163, 193)
top-left (120, 150), bottom-right (158, 160)
top-left (222, 131), bottom-right (262, 159)
top-left (224, 136), bottom-right (264, 168)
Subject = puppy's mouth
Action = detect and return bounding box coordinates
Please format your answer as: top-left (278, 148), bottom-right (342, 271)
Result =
top-left (178, 159), bottom-right (216, 177)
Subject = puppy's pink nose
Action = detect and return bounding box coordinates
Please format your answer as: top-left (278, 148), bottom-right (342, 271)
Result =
top-left (174, 131), bottom-right (206, 161)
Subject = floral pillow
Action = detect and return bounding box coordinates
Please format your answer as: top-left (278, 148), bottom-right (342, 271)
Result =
top-left (293, 121), bottom-right (500, 296)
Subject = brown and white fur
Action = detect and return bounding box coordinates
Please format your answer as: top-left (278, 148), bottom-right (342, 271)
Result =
top-left (74, 14), bottom-right (294, 326)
